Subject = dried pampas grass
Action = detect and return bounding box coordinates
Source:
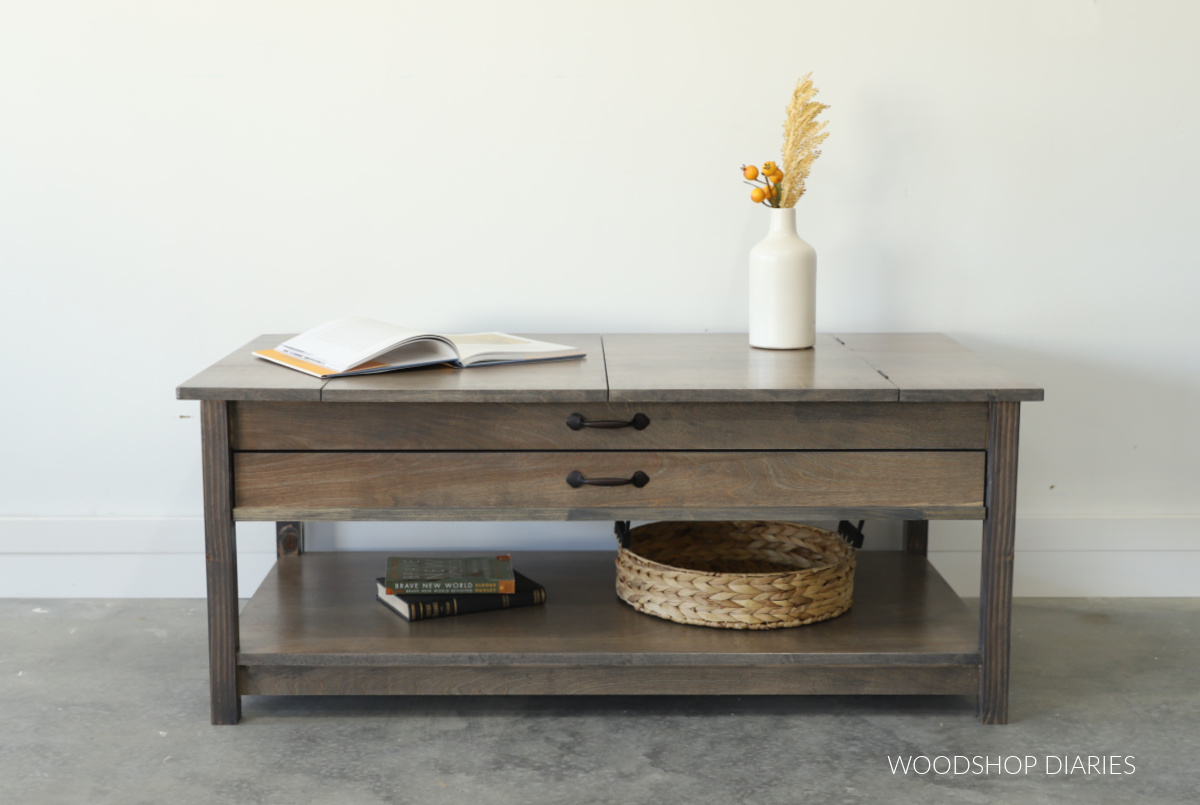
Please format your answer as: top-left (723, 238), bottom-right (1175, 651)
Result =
top-left (779, 73), bottom-right (829, 208)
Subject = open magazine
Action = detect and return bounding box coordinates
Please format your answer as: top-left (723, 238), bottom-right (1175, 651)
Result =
top-left (252, 316), bottom-right (585, 379)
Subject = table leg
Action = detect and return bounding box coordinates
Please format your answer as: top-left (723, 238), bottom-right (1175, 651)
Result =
top-left (276, 522), bottom-right (305, 557)
top-left (903, 521), bottom-right (929, 556)
top-left (202, 401), bottom-right (241, 725)
top-left (979, 401), bottom-right (1020, 724)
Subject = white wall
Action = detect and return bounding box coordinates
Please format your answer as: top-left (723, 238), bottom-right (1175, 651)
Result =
top-left (2, 0), bottom-right (1197, 597)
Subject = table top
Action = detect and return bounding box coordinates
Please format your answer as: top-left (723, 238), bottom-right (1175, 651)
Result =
top-left (177, 333), bottom-right (1043, 404)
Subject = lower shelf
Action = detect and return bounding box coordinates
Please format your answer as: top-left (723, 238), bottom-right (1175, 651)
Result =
top-left (237, 550), bottom-right (981, 696)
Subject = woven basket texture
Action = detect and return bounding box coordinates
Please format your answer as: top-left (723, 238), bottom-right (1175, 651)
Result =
top-left (615, 521), bottom-right (855, 630)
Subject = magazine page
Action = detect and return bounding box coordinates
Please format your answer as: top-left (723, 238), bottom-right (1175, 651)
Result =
top-left (350, 338), bottom-right (459, 373)
top-left (446, 333), bottom-right (582, 366)
top-left (276, 316), bottom-right (436, 373)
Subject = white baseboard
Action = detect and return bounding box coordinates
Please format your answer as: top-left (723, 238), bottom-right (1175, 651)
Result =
top-left (1, 516), bottom-right (1197, 599)
top-left (929, 516), bottom-right (1200, 597)
top-left (929, 550), bottom-right (1200, 598)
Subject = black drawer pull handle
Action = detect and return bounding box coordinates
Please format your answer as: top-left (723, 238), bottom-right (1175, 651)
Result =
top-left (566, 470), bottom-right (650, 489)
top-left (566, 413), bottom-right (650, 431)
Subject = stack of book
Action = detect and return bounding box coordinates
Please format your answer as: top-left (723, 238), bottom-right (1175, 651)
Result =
top-left (376, 554), bottom-right (546, 623)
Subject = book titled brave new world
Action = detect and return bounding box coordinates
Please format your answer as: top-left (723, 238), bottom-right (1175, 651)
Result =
top-left (376, 570), bottom-right (546, 623)
top-left (384, 555), bottom-right (517, 594)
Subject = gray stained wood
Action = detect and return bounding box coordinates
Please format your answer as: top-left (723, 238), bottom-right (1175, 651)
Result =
top-left (178, 334), bottom-right (607, 403)
top-left (233, 504), bottom-right (986, 523)
top-left (835, 333), bottom-right (1044, 402)
top-left (239, 664), bottom-right (979, 697)
top-left (276, 522), bottom-right (304, 557)
top-left (237, 551), bottom-right (981, 675)
top-left (320, 335), bottom-right (608, 403)
top-left (201, 401), bottom-right (240, 725)
top-left (178, 335), bottom-right (326, 401)
top-left (602, 333), bottom-right (899, 402)
top-left (185, 332), bottom-right (1041, 722)
top-left (903, 520), bottom-right (930, 556)
top-left (979, 401), bottom-right (1021, 724)
top-left (230, 400), bottom-right (989, 452)
top-left (179, 332), bottom-right (1044, 404)
top-left (232, 451), bottom-right (986, 515)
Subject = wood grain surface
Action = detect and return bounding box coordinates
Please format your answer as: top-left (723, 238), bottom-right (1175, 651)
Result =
top-left (275, 521), bottom-right (304, 557)
top-left (233, 504), bottom-right (986, 523)
top-left (230, 400), bottom-right (988, 451)
top-left (201, 401), bottom-right (241, 724)
top-left (602, 333), bottom-right (898, 402)
top-left (232, 450), bottom-right (986, 514)
top-left (178, 335), bottom-right (325, 401)
top-left (979, 401), bottom-right (1021, 724)
top-left (236, 551), bottom-right (981, 687)
top-left (903, 520), bottom-right (930, 556)
top-left (179, 332), bottom-right (1044, 404)
top-left (239, 664), bottom-right (979, 696)
top-left (835, 333), bottom-right (1044, 402)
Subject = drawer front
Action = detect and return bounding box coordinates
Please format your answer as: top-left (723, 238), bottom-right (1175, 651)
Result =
top-left (231, 401), bottom-right (987, 451)
top-left (233, 451), bottom-right (985, 517)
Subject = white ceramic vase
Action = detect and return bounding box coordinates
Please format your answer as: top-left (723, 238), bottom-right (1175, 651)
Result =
top-left (748, 207), bottom-right (816, 350)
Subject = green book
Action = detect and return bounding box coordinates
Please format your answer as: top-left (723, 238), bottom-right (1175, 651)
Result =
top-left (376, 571), bottom-right (546, 623)
top-left (383, 554), bottom-right (516, 594)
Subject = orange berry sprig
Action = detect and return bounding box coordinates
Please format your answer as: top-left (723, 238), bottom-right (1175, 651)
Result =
top-left (742, 162), bottom-right (786, 207)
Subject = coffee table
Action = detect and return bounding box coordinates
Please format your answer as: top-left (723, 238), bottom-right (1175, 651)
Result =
top-left (178, 333), bottom-right (1042, 725)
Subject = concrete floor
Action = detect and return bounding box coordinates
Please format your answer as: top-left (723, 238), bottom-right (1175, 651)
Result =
top-left (1, 598), bottom-right (1198, 805)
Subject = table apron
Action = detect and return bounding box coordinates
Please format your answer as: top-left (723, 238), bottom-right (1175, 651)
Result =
top-left (230, 400), bottom-right (989, 451)
top-left (232, 450), bottom-right (986, 517)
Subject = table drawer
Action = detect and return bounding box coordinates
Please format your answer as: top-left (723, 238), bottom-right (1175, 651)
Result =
top-left (233, 451), bottom-right (985, 517)
top-left (230, 401), bottom-right (987, 451)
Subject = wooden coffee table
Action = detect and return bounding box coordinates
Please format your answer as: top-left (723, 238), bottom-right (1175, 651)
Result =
top-left (178, 333), bottom-right (1042, 725)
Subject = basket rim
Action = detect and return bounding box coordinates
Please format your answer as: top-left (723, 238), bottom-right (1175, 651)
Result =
top-left (621, 521), bottom-right (853, 579)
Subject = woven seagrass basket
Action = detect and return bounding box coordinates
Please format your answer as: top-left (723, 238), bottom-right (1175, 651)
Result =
top-left (615, 521), bottom-right (855, 630)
